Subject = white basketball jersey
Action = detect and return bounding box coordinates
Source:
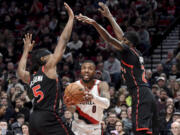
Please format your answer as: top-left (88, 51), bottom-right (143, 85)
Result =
top-left (74, 79), bottom-right (104, 124)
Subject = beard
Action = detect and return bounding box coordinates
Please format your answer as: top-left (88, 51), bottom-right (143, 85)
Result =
top-left (82, 76), bottom-right (93, 83)
top-left (161, 98), bottom-right (166, 102)
top-left (82, 79), bottom-right (91, 83)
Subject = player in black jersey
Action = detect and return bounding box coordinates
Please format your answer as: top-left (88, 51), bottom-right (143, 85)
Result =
top-left (17, 3), bottom-right (74, 135)
top-left (76, 3), bottom-right (159, 135)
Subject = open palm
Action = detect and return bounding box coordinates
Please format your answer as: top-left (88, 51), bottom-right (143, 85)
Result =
top-left (23, 33), bottom-right (35, 52)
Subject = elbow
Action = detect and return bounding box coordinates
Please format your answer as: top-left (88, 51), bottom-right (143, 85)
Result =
top-left (17, 67), bottom-right (23, 80)
top-left (105, 100), bottom-right (110, 109)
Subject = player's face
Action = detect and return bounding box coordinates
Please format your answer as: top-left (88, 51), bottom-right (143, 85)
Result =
top-left (41, 54), bottom-right (52, 63)
top-left (81, 63), bottom-right (95, 83)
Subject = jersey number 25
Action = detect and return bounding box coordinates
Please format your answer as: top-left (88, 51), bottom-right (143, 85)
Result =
top-left (32, 85), bottom-right (44, 103)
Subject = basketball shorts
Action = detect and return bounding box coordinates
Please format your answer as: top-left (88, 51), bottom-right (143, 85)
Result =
top-left (29, 110), bottom-right (72, 135)
top-left (131, 86), bottom-right (159, 135)
top-left (72, 120), bottom-right (102, 135)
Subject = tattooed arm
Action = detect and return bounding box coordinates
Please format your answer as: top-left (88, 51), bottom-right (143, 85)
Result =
top-left (92, 81), bottom-right (110, 109)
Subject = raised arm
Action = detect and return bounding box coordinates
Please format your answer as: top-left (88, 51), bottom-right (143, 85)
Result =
top-left (98, 2), bottom-right (124, 41)
top-left (76, 14), bottom-right (124, 51)
top-left (17, 33), bottom-right (35, 84)
top-left (46, 3), bottom-right (74, 68)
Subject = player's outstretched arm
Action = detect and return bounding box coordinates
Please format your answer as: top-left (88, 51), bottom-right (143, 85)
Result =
top-left (76, 14), bottom-right (124, 51)
top-left (98, 2), bottom-right (124, 41)
top-left (17, 33), bottom-right (35, 84)
top-left (46, 2), bottom-right (74, 68)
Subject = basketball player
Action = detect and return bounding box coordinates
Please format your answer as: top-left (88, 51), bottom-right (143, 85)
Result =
top-left (66, 60), bottom-right (110, 135)
top-left (76, 3), bottom-right (159, 135)
top-left (17, 3), bottom-right (74, 135)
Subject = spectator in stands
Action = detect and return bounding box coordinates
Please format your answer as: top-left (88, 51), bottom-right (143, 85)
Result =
top-left (166, 98), bottom-right (174, 106)
top-left (138, 25), bottom-right (151, 55)
top-left (29, 0), bottom-right (43, 14)
top-left (159, 104), bottom-right (174, 134)
top-left (157, 76), bottom-right (173, 97)
top-left (109, 86), bottom-right (117, 108)
top-left (63, 110), bottom-right (73, 131)
top-left (171, 121), bottom-right (180, 135)
top-left (114, 94), bottom-right (126, 115)
top-left (14, 98), bottom-right (30, 121)
top-left (106, 112), bottom-right (117, 134)
top-left (0, 105), bottom-right (6, 121)
top-left (22, 122), bottom-right (29, 135)
top-left (152, 84), bottom-right (160, 99)
top-left (168, 78), bottom-right (177, 96)
top-left (97, 62), bottom-right (111, 83)
top-left (59, 63), bottom-right (75, 82)
top-left (167, 0), bottom-right (176, 19)
top-left (61, 76), bottom-right (71, 91)
top-left (158, 89), bottom-right (168, 113)
top-left (145, 69), bottom-right (153, 87)
top-left (173, 112), bottom-right (180, 122)
top-left (119, 110), bottom-right (128, 123)
top-left (168, 64), bottom-right (180, 80)
top-left (152, 63), bottom-right (164, 82)
top-left (161, 51), bottom-right (176, 75)
top-left (104, 53), bottom-right (121, 89)
top-left (174, 91), bottom-right (180, 110)
top-left (79, 35), bottom-right (97, 58)
top-left (3, 62), bottom-right (15, 86)
top-left (11, 113), bottom-right (25, 134)
top-left (67, 32), bottom-right (83, 53)
top-left (122, 107), bottom-right (133, 135)
top-left (0, 119), bottom-right (13, 135)
top-left (111, 120), bottom-right (127, 135)
top-left (174, 81), bottom-right (180, 96)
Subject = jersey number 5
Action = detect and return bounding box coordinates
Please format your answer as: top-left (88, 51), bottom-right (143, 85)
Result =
top-left (32, 85), bottom-right (44, 103)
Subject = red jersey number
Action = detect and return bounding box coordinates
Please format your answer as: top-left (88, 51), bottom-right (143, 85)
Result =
top-left (32, 85), bottom-right (44, 103)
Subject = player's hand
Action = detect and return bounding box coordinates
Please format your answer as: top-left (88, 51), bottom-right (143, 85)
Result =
top-left (64, 96), bottom-right (76, 106)
top-left (64, 2), bottom-right (74, 19)
top-left (98, 2), bottom-right (111, 18)
top-left (76, 14), bottom-right (96, 25)
top-left (66, 105), bottom-right (76, 113)
top-left (83, 91), bottom-right (93, 102)
top-left (23, 33), bottom-right (35, 52)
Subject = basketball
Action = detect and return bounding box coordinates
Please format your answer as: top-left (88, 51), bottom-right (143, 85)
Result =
top-left (64, 83), bottom-right (85, 105)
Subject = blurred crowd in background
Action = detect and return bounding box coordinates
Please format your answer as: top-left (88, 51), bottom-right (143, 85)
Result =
top-left (0, 0), bottom-right (180, 134)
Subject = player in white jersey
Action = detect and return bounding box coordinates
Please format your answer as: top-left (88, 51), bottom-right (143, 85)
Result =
top-left (66, 60), bottom-right (110, 135)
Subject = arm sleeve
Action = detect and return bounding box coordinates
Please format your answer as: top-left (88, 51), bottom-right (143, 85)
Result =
top-left (92, 93), bottom-right (110, 109)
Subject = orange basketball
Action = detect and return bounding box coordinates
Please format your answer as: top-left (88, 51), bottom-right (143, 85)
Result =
top-left (64, 83), bottom-right (85, 105)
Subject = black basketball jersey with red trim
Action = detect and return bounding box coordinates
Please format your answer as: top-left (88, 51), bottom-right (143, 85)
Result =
top-left (29, 66), bottom-right (60, 112)
top-left (117, 44), bottom-right (148, 91)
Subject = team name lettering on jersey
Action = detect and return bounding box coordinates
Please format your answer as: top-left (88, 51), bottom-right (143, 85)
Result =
top-left (30, 76), bottom-right (43, 87)
top-left (80, 101), bottom-right (94, 105)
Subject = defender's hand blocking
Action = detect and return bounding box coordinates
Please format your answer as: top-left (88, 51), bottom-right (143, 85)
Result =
top-left (23, 33), bottom-right (35, 52)
top-left (64, 2), bottom-right (74, 19)
top-left (98, 2), bottom-right (111, 18)
top-left (76, 14), bottom-right (96, 25)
